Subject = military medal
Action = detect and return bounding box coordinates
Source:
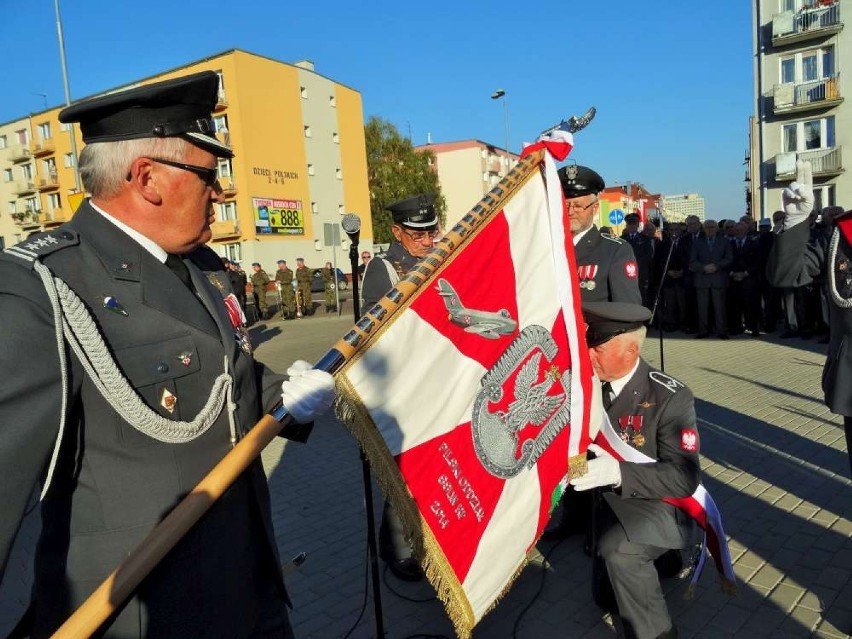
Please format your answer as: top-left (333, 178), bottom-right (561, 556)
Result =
top-left (160, 388), bottom-right (177, 414)
top-left (102, 296), bottom-right (128, 316)
top-left (586, 280), bottom-right (596, 291)
top-left (632, 433), bottom-right (646, 448)
top-left (235, 327), bottom-right (253, 355)
top-left (638, 400), bottom-right (655, 409)
top-left (632, 416), bottom-right (645, 448)
top-left (838, 259), bottom-right (848, 273)
top-left (178, 351), bottom-right (193, 367)
top-left (578, 264), bottom-right (598, 290)
top-left (617, 415), bottom-right (631, 442)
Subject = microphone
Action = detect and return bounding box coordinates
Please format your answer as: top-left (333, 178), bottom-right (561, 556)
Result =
top-left (341, 213), bottom-right (361, 245)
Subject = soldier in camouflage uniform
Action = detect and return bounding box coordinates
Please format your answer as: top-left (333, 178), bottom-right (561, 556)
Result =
top-left (250, 262), bottom-right (270, 320)
top-left (274, 259), bottom-right (296, 319)
top-left (295, 257), bottom-right (313, 316)
top-left (321, 262), bottom-right (337, 313)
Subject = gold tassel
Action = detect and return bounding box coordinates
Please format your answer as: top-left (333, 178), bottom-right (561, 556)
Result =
top-left (683, 584), bottom-right (696, 601)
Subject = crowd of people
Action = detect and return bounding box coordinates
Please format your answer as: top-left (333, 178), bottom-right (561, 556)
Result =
top-left (603, 212), bottom-right (832, 343)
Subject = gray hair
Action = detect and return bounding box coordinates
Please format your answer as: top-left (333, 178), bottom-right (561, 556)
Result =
top-left (613, 325), bottom-right (647, 351)
top-left (79, 137), bottom-right (192, 198)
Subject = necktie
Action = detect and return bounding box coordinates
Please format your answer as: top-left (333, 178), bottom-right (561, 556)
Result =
top-left (166, 254), bottom-right (195, 293)
top-left (602, 381), bottom-right (615, 411)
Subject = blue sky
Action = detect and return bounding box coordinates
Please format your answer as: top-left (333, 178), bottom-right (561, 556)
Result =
top-left (2, 1), bottom-right (755, 219)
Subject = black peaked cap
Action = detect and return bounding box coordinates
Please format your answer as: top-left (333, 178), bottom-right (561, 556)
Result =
top-left (558, 164), bottom-right (605, 199)
top-left (386, 193), bottom-right (438, 230)
top-left (583, 302), bottom-right (651, 347)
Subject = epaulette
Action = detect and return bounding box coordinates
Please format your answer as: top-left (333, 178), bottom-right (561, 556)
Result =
top-left (649, 370), bottom-right (685, 394)
top-left (2, 229), bottom-right (79, 269)
top-left (601, 234), bottom-right (625, 244)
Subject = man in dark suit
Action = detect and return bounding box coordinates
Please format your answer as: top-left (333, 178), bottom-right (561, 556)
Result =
top-left (0, 72), bottom-right (335, 638)
top-left (575, 302), bottom-right (700, 639)
top-left (727, 221), bottom-right (762, 336)
top-left (679, 216), bottom-right (703, 333)
top-left (658, 223), bottom-right (687, 332)
top-left (542, 164), bottom-right (642, 542)
top-left (767, 160), bottom-right (852, 476)
top-left (689, 219), bottom-right (733, 339)
top-left (621, 213), bottom-right (655, 308)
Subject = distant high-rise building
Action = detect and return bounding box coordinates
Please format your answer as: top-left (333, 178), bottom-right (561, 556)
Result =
top-left (661, 194), bottom-right (706, 222)
top-left (0, 49), bottom-right (372, 267)
top-left (751, 0), bottom-right (847, 220)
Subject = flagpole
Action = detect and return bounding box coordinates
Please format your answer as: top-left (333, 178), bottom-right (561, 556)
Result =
top-left (54, 0), bottom-right (81, 193)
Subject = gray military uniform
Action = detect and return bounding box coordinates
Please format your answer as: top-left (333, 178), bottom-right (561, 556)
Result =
top-left (597, 359), bottom-right (700, 639)
top-left (0, 203), bottom-right (291, 638)
top-left (768, 219), bottom-right (852, 474)
top-left (574, 226), bottom-right (642, 304)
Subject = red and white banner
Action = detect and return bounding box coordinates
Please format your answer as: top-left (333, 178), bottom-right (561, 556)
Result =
top-left (335, 150), bottom-right (593, 636)
top-left (594, 412), bottom-right (737, 593)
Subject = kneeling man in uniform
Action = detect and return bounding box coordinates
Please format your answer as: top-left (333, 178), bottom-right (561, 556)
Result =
top-left (573, 302), bottom-right (701, 639)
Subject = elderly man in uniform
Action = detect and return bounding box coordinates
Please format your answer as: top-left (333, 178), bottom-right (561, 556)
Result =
top-left (294, 257), bottom-right (313, 316)
top-left (361, 192), bottom-right (440, 582)
top-left (543, 164), bottom-right (642, 542)
top-left (575, 302), bottom-right (700, 639)
top-left (274, 259), bottom-right (296, 319)
top-left (768, 160), bottom-right (852, 475)
top-left (0, 71), bottom-right (335, 638)
top-left (250, 262), bottom-right (271, 320)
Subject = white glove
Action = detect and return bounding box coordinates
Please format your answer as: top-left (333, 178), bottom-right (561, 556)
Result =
top-left (781, 160), bottom-right (814, 230)
top-left (572, 444), bottom-right (622, 491)
top-left (281, 360), bottom-right (335, 423)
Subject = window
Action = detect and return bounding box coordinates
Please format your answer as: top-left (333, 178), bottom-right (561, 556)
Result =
top-left (43, 158), bottom-right (57, 178)
top-left (332, 132), bottom-right (340, 144)
top-left (21, 164), bottom-right (33, 180)
top-left (218, 201), bottom-right (237, 222)
top-left (8, 201), bottom-right (16, 214)
top-left (37, 122), bottom-right (51, 140)
top-left (0, 135), bottom-right (6, 149)
top-left (335, 168), bottom-right (342, 180)
top-left (778, 46), bottom-right (834, 84)
top-left (223, 242), bottom-right (241, 262)
top-left (311, 201), bottom-right (318, 214)
top-left (64, 153), bottom-right (75, 168)
top-left (217, 158), bottom-right (233, 178)
top-left (307, 164), bottom-right (315, 176)
top-left (213, 115), bottom-right (229, 132)
top-left (482, 172), bottom-right (489, 182)
top-left (60, 122), bottom-right (72, 132)
top-left (338, 204), bottom-right (345, 215)
top-left (780, 116), bottom-right (835, 152)
top-left (3, 169), bottom-right (11, 182)
top-left (25, 197), bottom-right (38, 212)
top-left (300, 86), bottom-right (307, 99)
top-left (780, 58), bottom-right (795, 84)
top-left (329, 95), bottom-right (336, 107)
top-left (813, 185), bottom-right (835, 211)
top-left (48, 193), bottom-right (61, 211)
top-left (216, 70), bottom-right (225, 95)
top-left (304, 126), bottom-right (312, 138)
top-left (0, 237), bottom-right (4, 250)
top-left (780, 0), bottom-right (796, 11)
top-left (15, 129), bottom-right (28, 145)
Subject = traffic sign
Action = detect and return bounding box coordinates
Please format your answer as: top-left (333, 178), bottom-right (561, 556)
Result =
top-left (609, 209), bottom-right (624, 225)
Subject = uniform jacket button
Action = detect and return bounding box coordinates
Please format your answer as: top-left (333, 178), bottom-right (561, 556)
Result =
top-left (157, 363), bottom-right (169, 373)
top-left (630, 491), bottom-right (639, 498)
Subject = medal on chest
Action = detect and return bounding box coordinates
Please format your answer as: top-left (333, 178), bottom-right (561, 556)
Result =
top-left (618, 414), bottom-right (645, 448)
top-left (578, 264), bottom-right (598, 290)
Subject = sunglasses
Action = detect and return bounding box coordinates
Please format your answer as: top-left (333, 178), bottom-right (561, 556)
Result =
top-left (146, 157), bottom-right (220, 187)
top-left (400, 228), bottom-right (439, 242)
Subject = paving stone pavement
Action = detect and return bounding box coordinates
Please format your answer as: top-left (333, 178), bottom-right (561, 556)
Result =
top-left (1, 312), bottom-right (850, 638)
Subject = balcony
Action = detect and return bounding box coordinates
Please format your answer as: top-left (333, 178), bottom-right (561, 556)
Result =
top-left (210, 219), bottom-right (240, 240)
top-left (775, 146), bottom-right (843, 179)
top-left (11, 210), bottom-right (41, 230)
top-left (30, 139), bottom-right (55, 157)
top-left (39, 208), bottom-right (68, 227)
top-left (773, 75), bottom-right (842, 114)
top-left (12, 179), bottom-right (37, 196)
top-left (772, 2), bottom-right (842, 46)
top-left (6, 145), bottom-right (32, 163)
top-left (214, 89), bottom-right (228, 112)
top-left (220, 178), bottom-right (238, 198)
top-left (37, 174), bottom-right (60, 191)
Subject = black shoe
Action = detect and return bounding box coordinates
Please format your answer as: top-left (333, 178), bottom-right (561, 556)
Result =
top-left (695, 333), bottom-right (709, 339)
top-left (717, 334), bottom-right (729, 340)
top-left (780, 330), bottom-right (799, 339)
top-left (386, 558), bottom-right (423, 582)
top-left (751, 330), bottom-right (761, 337)
top-left (799, 331), bottom-right (813, 340)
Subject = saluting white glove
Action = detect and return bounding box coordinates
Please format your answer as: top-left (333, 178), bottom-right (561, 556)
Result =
top-left (781, 160), bottom-right (814, 229)
top-left (572, 444), bottom-right (622, 491)
top-left (281, 360), bottom-right (335, 424)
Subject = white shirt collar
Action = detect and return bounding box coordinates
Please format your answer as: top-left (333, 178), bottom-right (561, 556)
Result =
top-left (608, 358), bottom-right (641, 399)
top-left (573, 225), bottom-right (593, 246)
top-left (89, 200), bottom-right (168, 263)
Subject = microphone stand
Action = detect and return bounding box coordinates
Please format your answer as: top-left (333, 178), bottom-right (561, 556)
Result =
top-left (343, 219), bottom-right (385, 639)
top-left (650, 231), bottom-right (676, 373)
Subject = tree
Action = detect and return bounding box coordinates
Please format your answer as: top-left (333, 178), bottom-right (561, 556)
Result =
top-left (365, 116), bottom-right (445, 244)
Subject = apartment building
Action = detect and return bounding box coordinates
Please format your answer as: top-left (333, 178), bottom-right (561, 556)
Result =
top-left (660, 193), bottom-right (707, 223)
top-left (414, 139), bottom-right (519, 229)
top-left (0, 49), bottom-right (372, 269)
top-left (752, 0), bottom-right (848, 218)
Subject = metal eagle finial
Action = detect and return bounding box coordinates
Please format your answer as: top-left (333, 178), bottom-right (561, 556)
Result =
top-left (539, 106), bottom-right (597, 138)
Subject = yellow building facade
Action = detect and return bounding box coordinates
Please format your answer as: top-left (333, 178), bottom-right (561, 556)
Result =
top-left (0, 49), bottom-right (372, 271)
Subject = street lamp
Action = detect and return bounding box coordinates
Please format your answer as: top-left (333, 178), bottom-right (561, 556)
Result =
top-left (491, 89), bottom-right (510, 172)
